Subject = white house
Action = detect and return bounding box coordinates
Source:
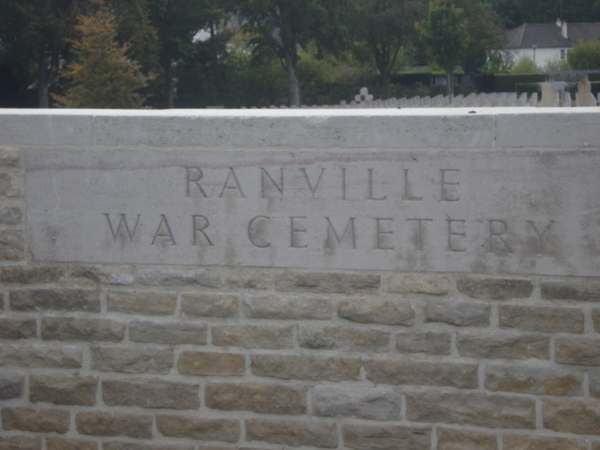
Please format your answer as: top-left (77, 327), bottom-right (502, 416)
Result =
top-left (505, 21), bottom-right (600, 68)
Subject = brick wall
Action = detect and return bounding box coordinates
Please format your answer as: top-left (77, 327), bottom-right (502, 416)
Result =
top-left (1, 111), bottom-right (600, 450)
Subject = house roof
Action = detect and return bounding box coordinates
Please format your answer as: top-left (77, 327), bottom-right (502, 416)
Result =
top-left (505, 22), bottom-right (600, 49)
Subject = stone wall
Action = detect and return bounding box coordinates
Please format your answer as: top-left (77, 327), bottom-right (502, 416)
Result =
top-left (0, 108), bottom-right (599, 450)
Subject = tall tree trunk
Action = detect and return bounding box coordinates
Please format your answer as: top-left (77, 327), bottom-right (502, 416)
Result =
top-left (165, 62), bottom-right (175, 108)
top-left (446, 71), bottom-right (454, 98)
top-left (285, 51), bottom-right (301, 107)
top-left (38, 48), bottom-right (49, 108)
top-left (381, 70), bottom-right (391, 99)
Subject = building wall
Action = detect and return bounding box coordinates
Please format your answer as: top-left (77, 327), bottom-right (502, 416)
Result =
top-left (0, 109), bottom-right (599, 450)
top-left (509, 47), bottom-right (569, 69)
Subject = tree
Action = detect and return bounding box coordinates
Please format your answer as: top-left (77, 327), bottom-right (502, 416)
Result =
top-left (568, 40), bottom-right (600, 70)
top-left (417, 0), bottom-right (469, 96)
top-left (53, 1), bottom-right (150, 108)
top-left (492, 0), bottom-right (600, 28)
top-left (510, 56), bottom-right (538, 74)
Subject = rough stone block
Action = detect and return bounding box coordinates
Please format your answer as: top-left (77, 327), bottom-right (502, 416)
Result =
top-left (342, 424), bottom-right (431, 450)
top-left (91, 346), bottom-right (173, 374)
top-left (30, 374), bottom-right (97, 406)
top-left (223, 269), bottom-right (272, 290)
top-left (313, 385), bottom-right (401, 421)
top-left (486, 365), bottom-right (582, 396)
top-left (212, 324), bottom-right (294, 349)
top-left (246, 419), bottom-right (338, 448)
top-left (205, 383), bottom-right (307, 415)
top-left (541, 281), bottom-right (600, 302)
top-left (103, 443), bottom-right (194, 450)
top-left (543, 400), bottom-right (600, 435)
top-left (70, 265), bottom-right (134, 285)
top-left (178, 351), bottom-right (245, 376)
top-left (0, 344), bottom-right (82, 368)
top-left (499, 305), bottom-right (584, 333)
top-left (129, 320), bottom-right (207, 345)
top-left (424, 300), bottom-right (491, 326)
top-left (42, 317), bottom-right (125, 342)
top-left (156, 415), bottom-right (239, 442)
top-left (0, 373), bottom-right (24, 400)
top-left (102, 378), bottom-right (199, 410)
top-left (0, 203), bottom-right (23, 226)
top-left (0, 436), bottom-right (42, 450)
top-left (107, 290), bottom-right (177, 315)
top-left (457, 276), bottom-right (533, 300)
top-left (338, 297), bottom-right (415, 325)
top-left (406, 392), bottom-right (536, 429)
top-left (299, 325), bottom-right (390, 352)
top-left (387, 274), bottom-right (450, 295)
top-left (181, 293), bottom-right (239, 318)
top-left (0, 231), bottom-right (24, 260)
top-left (1, 407), bottom-right (70, 434)
top-left (365, 359), bottom-right (478, 388)
top-left (0, 172), bottom-right (23, 197)
top-left (555, 337), bottom-right (600, 366)
top-left (275, 272), bottom-right (380, 294)
top-left (503, 435), bottom-right (588, 450)
top-left (437, 428), bottom-right (497, 450)
top-left (0, 265), bottom-right (64, 284)
top-left (0, 318), bottom-right (37, 339)
top-left (136, 269), bottom-right (220, 287)
top-left (9, 288), bottom-right (100, 312)
top-left (251, 354), bottom-right (361, 381)
top-left (457, 333), bottom-right (549, 360)
top-left (594, 309), bottom-right (600, 332)
top-left (396, 331), bottom-right (452, 355)
top-left (244, 295), bottom-right (332, 320)
top-left (76, 412), bottom-right (152, 438)
top-left (46, 438), bottom-right (98, 450)
top-left (591, 372), bottom-right (600, 399)
top-left (0, 147), bottom-right (21, 167)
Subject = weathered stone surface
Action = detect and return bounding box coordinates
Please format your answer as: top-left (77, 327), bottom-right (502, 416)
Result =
top-left (0, 148), bottom-right (21, 167)
top-left (503, 435), bottom-right (588, 450)
top-left (46, 438), bottom-right (98, 450)
top-left (0, 172), bottom-right (23, 197)
top-left (9, 288), bottom-right (100, 312)
top-left (224, 269), bottom-right (272, 290)
top-left (0, 436), bottom-right (41, 450)
top-left (76, 412), bottom-right (152, 438)
top-left (181, 293), bottom-right (239, 318)
top-left (541, 281), bottom-right (600, 302)
top-left (0, 203), bottom-right (22, 225)
top-left (244, 295), bottom-right (332, 320)
top-left (457, 276), bottom-right (533, 300)
top-left (338, 298), bottom-right (415, 325)
top-left (251, 354), bottom-right (361, 381)
top-left (424, 300), bottom-right (491, 326)
top-left (591, 371), bottom-right (600, 399)
top-left (246, 419), bottom-right (338, 448)
top-left (387, 274), bottom-right (450, 295)
top-left (70, 265), bottom-right (134, 285)
top-left (91, 346), bottom-right (173, 374)
top-left (486, 365), bottom-right (582, 396)
top-left (0, 318), bottom-right (36, 339)
top-left (299, 325), bottom-right (390, 352)
top-left (555, 337), bottom-right (600, 366)
top-left (215, 324), bottom-right (293, 349)
top-left (206, 383), bottom-right (307, 415)
top-left (104, 442), bottom-right (193, 450)
top-left (313, 385), bottom-right (401, 421)
top-left (42, 317), bottom-right (125, 342)
top-left (342, 424), bottom-right (430, 450)
top-left (102, 378), bottom-right (199, 410)
top-left (107, 291), bottom-right (177, 315)
top-left (406, 392), bottom-right (536, 429)
top-left (0, 265), bottom-right (63, 284)
top-left (156, 415), bottom-right (239, 442)
top-left (0, 230), bottom-right (24, 260)
top-left (396, 331), bottom-right (452, 355)
top-left (137, 269), bottom-right (220, 287)
top-left (499, 305), bottom-right (584, 333)
top-left (276, 272), bottom-right (380, 294)
top-left (129, 320), bottom-right (207, 345)
top-left (30, 374), bottom-right (97, 405)
top-left (543, 400), bottom-right (600, 435)
top-left (0, 344), bottom-right (82, 368)
top-left (437, 428), bottom-right (497, 450)
top-left (365, 359), bottom-right (478, 388)
top-left (178, 351), bottom-right (245, 376)
top-left (1, 407), bottom-right (70, 434)
top-left (594, 308), bottom-right (600, 332)
top-left (0, 373), bottom-right (24, 400)
top-left (457, 333), bottom-right (549, 360)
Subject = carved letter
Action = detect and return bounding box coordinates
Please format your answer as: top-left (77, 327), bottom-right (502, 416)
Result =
top-left (526, 220), bottom-right (555, 254)
top-left (186, 167), bottom-right (208, 197)
top-left (488, 220), bottom-right (513, 253)
top-left (446, 219), bottom-right (466, 252)
top-left (300, 168), bottom-right (325, 197)
top-left (219, 168), bottom-right (246, 198)
top-left (407, 218), bottom-right (433, 251)
top-left (290, 216), bottom-right (308, 248)
top-left (403, 169), bottom-right (423, 201)
top-left (248, 216), bottom-right (271, 248)
top-left (375, 218), bottom-right (394, 250)
top-left (261, 168), bottom-right (283, 198)
top-left (192, 215), bottom-right (214, 246)
top-left (152, 214), bottom-right (176, 245)
top-left (368, 169), bottom-right (387, 201)
top-left (325, 217), bottom-right (356, 249)
top-left (441, 169), bottom-right (460, 201)
top-left (104, 213), bottom-right (140, 242)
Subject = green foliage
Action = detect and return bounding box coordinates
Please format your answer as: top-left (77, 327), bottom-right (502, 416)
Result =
top-left (568, 40), bottom-right (600, 70)
top-left (54, 2), bottom-right (150, 108)
top-left (544, 56), bottom-right (571, 72)
top-left (480, 50), bottom-right (514, 73)
top-left (511, 56), bottom-right (538, 74)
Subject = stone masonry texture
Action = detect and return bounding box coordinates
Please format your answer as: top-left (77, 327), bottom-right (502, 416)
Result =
top-left (1, 112), bottom-right (600, 450)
